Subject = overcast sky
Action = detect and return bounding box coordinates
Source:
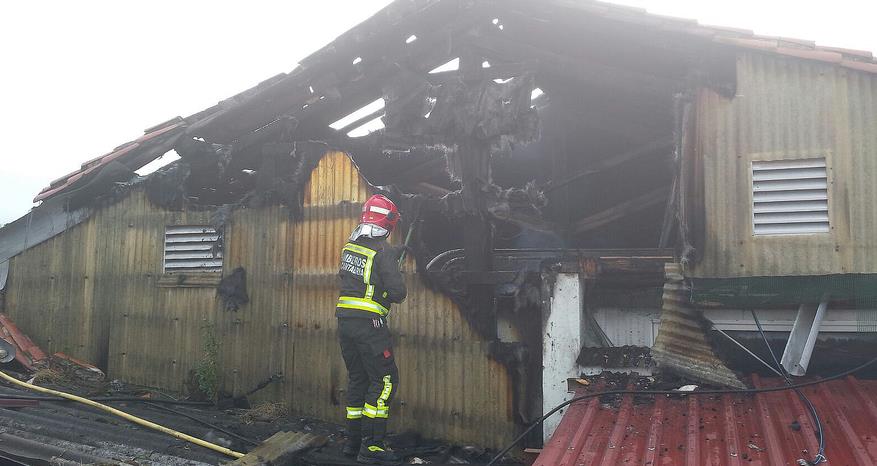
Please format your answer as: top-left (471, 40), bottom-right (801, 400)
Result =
top-left (1, 0), bottom-right (874, 225)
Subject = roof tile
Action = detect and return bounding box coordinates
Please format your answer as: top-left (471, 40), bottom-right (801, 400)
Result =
top-left (841, 59), bottom-right (877, 74)
top-left (776, 46), bottom-right (844, 63)
top-left (34, 122), bottom-right (184, 202)
top-left (818, 46), bottom-right (873, 59)
top-left (715, 36), bottom-right (780, 51)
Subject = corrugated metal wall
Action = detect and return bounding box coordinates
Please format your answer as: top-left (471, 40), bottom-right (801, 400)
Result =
top-left (100, 196), bottom-right (218, 392)
top-left (591, 308), bottom-right (659, 347)
top-left (691, 52), bottom-right (877, 278)
top-left (5, 215), bottom-right (105, 366)
top-left (5, 192), bottom-right (216, 377)
top-left (283, 151), bottom-right (515, 446)
top-left (4, 151), bottom-right (516, 448)
top-left (216, 202), bottom-right (296, 404)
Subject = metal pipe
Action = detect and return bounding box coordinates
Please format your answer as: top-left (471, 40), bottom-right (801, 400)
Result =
top-left (799, 294), bottom-right (831, 374)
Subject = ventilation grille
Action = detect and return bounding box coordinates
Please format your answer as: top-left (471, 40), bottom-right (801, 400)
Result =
top-left (164, 226), bottom-right (223, 272)
top-left (752, 158), bottom-right (829, 235)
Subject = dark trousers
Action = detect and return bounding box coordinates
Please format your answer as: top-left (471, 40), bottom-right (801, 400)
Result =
top-left (338, 316), bottom-right (399, 443)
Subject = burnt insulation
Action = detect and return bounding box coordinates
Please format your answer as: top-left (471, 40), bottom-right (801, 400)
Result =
top-left (145, 163), bottom-right (191, 210)
top-left (217, 267), bottom-right (249, 311)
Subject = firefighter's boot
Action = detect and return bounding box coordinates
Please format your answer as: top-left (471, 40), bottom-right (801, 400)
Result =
top-left (356, 418), bottom-right (400, 465)
top-left (343, 418), bottom-right (362, 457)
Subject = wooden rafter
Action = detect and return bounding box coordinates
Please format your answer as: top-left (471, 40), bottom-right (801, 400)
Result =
top-left (573, 186), bottom-right (671, 234)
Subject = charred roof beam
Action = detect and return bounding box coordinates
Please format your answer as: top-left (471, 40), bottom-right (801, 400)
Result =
top-left (469, 32), bottom-right (681, 99)
top-left (425, 61), bottom-right (535, 84)
top-left (546, 137), bottom-right (674, 193)
top-left (192, 4), bottom-right (495, 145)
top-left (572, 186), bottom-right (671, 234)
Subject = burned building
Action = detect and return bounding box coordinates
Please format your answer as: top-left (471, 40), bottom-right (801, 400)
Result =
top-left (1, 0), bottom-right (876, 460)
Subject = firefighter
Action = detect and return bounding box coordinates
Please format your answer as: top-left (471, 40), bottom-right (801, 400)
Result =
top-left (337, 194), bottom-right (407, 465)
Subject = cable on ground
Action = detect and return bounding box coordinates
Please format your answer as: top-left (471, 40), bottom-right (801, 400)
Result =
top-left (143, 402), bottom-right (259, 446)
top-left (750, 310), bottom-right (826, 465)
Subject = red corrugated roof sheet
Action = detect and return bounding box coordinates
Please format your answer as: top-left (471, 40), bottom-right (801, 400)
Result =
top-left (0, 313), bottom-right (47, 370)
top-left (535, 375), bottom-right (877, 466)
top-left (33, 121), bottom-right (184, 203)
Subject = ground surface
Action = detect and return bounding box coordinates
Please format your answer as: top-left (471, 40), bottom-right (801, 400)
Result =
top-left (0, 374), bottom-right (518, 465)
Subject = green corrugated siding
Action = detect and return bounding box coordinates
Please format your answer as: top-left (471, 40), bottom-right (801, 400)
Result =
top-left (691, 275), bottom-right (877, 307)
top-left (692, 52), bottom-right (877, 278)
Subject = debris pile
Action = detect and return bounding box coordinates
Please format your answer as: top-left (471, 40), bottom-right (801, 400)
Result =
top-left (239, 402), bottom-right (290, 425)
top-left (0, 313), bottom-right (105, 390)
top-left (577, 345), bottom-right (655, 370)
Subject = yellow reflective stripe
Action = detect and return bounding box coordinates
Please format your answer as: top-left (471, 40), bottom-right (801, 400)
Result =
top-left (346, 406), bottom-right (363, 419)
top-left (337, 297), bottom-right (389, 316)
top-left (367, 445), bottom-right (385, 452)
top-left (343, 242), bottom-right (378, 298)
top-left (363, 404), bottom-right (388, 419)
top-left (363, 403), bottom-right (379, 418)
top-left (377, 375), bottom-right (392, 408)
top-left (363, 254), bottom-right (374, 286)
top-left (365, 375), bottom-right (392, 419)
top-left (336, 302), bottom-right (385, 316)
top-left (343, 243), bottom-right (376, 258)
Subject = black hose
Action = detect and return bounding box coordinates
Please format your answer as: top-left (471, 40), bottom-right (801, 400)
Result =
top-left (143, 402), bottom-right (259, 446)
top-left (751, 310), bottom-right (826, 465)
top-left (0, 374), bottom-right (211, 405)
top-left (0, 392), bottom-right (211, 405)
top-left (485, 354), bottom-right (877, 466)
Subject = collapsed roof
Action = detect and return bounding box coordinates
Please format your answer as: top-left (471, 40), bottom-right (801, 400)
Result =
top-left (31, 0), bottom-right (877, 224)
top-left (18, 0), bottom-right (877, 356)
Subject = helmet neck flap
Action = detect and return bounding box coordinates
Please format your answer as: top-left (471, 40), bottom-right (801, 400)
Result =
top-left (349, 223), bottom-right (390, 241)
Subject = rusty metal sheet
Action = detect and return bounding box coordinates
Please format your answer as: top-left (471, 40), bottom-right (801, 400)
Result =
top-left (652, 263), bottom-right (744, 388)
top-left (535, 374), bottom-right (877, 466)
top-left (691, 51), bottom-right (877, 278)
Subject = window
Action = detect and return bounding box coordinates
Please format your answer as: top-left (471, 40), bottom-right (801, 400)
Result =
top-left (163, 226), bottom-right (223, 273)
top-left (751, 158), bottom-right (829, 235)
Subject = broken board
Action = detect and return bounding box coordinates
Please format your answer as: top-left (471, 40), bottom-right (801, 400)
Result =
top-left (229, 431), bottom-right (327, 466)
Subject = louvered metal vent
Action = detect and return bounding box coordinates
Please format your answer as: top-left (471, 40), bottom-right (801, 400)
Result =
top-left (163, 226), bottom-right (223, 272)
top-left (752, 158), bottom-right (829, 235)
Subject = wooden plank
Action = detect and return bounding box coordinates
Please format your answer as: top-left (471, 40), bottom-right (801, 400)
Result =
top-left (229, 431), bottom-right (327, 466)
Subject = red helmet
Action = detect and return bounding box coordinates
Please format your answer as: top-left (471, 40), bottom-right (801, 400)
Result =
top-left (361, 195), bottom-right (400, 232)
